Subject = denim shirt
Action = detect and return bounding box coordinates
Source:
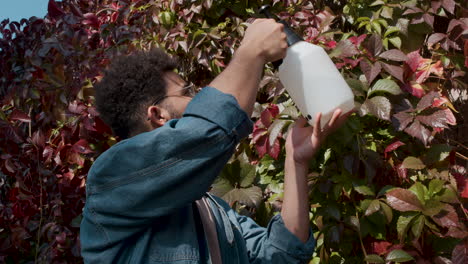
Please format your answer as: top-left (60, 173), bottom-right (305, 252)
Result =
top-left (80, 87), bottom-right (315, 263)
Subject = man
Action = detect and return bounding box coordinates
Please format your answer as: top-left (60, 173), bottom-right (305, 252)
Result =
top-left (80, 19), bottom-right (349, 263)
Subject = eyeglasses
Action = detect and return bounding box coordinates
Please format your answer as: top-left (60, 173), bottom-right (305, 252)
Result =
top-left (152, 82), bottom-right (198, 106)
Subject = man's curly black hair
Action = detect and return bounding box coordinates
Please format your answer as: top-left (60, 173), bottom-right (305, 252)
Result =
top-left (94, 49), bottom-right (178, 139)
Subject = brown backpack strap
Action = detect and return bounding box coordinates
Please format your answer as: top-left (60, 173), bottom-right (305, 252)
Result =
top-left (194, 196), bottom-right (222, 264)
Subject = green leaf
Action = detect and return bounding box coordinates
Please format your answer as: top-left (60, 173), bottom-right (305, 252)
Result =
top-left (372, 21), bottom-right (382, 35)
top-left (386, 249), bottom-right (414, 262)
top-left (239, 160), bottom-right (256, 188)
top-left (388, 36), bottom-right (402, 49)
top-left (360, 199), bottom-right (373, 211)
top-left (377, 19), bottom-right (388, 28)
top-left (360, 96), bottom-right (392, 121)
top-left (370, 0), bottom-right (385, 6)
top-left (381, 6), bottom-right (394, 19)
top-left (211, 177), bottom-right (234, 197)
top-left (424, 144), bottom-right (452, 165)
top-left (365, 254), bottom-right (385, 263)
top-left (422, 199), bottom-right (445, 216)
top-left (411, 215), bottom-right (425, 239)
top-left (409, 182), bottom-right (427, 205)
top-left (356, 17), bottom-right (371, 22)
top-left (438, 186), bottom-right (458, 203)
top-left (355, 185), bottom-right (376, 196)
top-left (397, 213), bottom-right (418, 242)
top-left (326, 204), bottom-right (341, 221)
top-left (380, 202), bottom-right (393, 223)
top-left (346, 78), bottom-right (367, 96)
top-left (365, 199), bottom-right (381, 216)
top-left (428, 179), bottom-right (445, 196)
top-left (402, 156), bottom-right (426, 170)
top-left (281, 105), bottom-right (300, 119)
top-left (368, 79), bottom-right (402, 97)
top-left (71, 214), bottom-right (83, 228)
top-left (269, 119), bottom-right (287, 147)
top-left (222, 186), bottom-right (263, 208)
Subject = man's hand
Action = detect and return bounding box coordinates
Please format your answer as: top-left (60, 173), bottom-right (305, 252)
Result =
top-left (239, 19), bottom-right (288, 64)
top-left (209, 18), bottom-right (287, 116)
top-left (286, 109), bottom-right (352, 166)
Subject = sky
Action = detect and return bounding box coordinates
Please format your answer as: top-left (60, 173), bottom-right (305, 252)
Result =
top-left (0, 0), bottom-right (51, 23)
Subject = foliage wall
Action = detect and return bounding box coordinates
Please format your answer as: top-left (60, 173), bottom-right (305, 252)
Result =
top-left (0, 0), bottom-right (467, 263)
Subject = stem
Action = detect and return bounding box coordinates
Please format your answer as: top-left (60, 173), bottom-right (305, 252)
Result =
top-left (34, 155), bottom-right (43, 262)
top-left (356, 210), bottom-right (369, 264)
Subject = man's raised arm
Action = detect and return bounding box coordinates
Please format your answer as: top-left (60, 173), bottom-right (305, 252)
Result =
top-left (208, 19), bottom-right (287, 116)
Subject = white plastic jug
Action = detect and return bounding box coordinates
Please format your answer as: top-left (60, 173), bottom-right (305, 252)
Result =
top-left (259, 5), bottom-right (355, 128)
top-left (278, 41), bottom-right (355, 128)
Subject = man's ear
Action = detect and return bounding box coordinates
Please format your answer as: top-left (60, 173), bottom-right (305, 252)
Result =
top-left (147, 105), bottom-right (169, 128)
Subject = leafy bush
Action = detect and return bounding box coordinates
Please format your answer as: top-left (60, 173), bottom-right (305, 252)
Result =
top-left (0, 0), bottom-right (466, 263)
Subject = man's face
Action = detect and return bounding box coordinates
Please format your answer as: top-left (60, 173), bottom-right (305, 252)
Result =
top-left (160, 71), bottom-right (194, 119)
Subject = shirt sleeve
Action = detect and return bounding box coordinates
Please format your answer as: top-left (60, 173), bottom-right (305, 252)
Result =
top-left (239, 214), bottom-right (315, 263)
top-left (83, 87), bottom-right (253, 242)
top-left (211, 196), bottom-right (315, 263)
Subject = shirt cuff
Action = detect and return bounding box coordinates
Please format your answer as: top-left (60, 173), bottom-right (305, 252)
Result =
top-left (268, 214), bottom-right (315, 260)
top-left (183, 86), bottom-right (253, 140)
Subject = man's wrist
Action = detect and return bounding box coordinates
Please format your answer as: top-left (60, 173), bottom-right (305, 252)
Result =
top-left (285, 155), bottom-right (309, 174)
top-left (236, 43), bottom-right (267, 66)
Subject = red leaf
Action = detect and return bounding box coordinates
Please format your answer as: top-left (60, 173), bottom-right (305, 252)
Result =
top-left (364, 34), bottom-right (383, 56)
top-left (393, 111), bottom-right (413, 131)
top-left (404, 119), bottom-right (433, 146)
top-left (379, 49), bottom-right (408, 62)
top-left (268, 137), bottom-right (280, 160)
top-left (31, 130), bottom-right (46, 148)
top-left (56, 232), bottom-right (67, 245)
top-left (417, 91), bottom-right (440, 110)
top-left (83, 117), bottom-right (97, 132)
top-left (382, 63), bottom-right (404, 82)
top-left (432, 96), bottom-right (449, 108)
top-left (72, 139), bottom-right (93, 154)
top-left (252, 127), bottom-right (267, 143)
top-left (432, 204), bottom-right (460, 228)
top-left (460, 181), bottom-right (468, 199)
top-left (416, 110), bottom-right (449, 128)
top-left (427, 33), bottom-right (447, 46)
top-left (67, 152), bottom-right (85, 167)
top-left (326, 40), bottom-right (337, 49)
top-left (384, 141), bottom-right (405, 158)
top-left (68, 101), bottom-right (86, 115)
top-left (47, 0), bottom-right (65, 19)
top-left (443, 108), bottom-right (456, 125)
top-left (360, 60), bottom-right (381, 84)
top-left (386, 188), bottom-right (424, 212)
top-left (405, 82), bottom-right (425, 98)
top-left (255, 134), bottom-right (268, 158)
top-left (396, 163), bottom-right (407, 180)
top-left (260, 105), bottom-right (279, 128)
top-left (349, 34), bottom-right (367, 46)
top-left (452, 240), bottom-right (468, 264)
top-left (406, 50), bottom-right (425, 73)
top-left (10, 109), bottom-right (31, 123)
top-left (371, 241), bottom-right (392, 255)
top-left (82, 13), bottom-right (100, 29)
top-left (442, 0), bottom-right (456, 14)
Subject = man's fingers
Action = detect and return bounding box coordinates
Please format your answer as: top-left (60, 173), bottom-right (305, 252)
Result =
top-left (312, 112), bottom-right (322, 136)
top-left (294, 116), bottom-right (308, 128)
top-left (328, 109), bottom-right (342, 127)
